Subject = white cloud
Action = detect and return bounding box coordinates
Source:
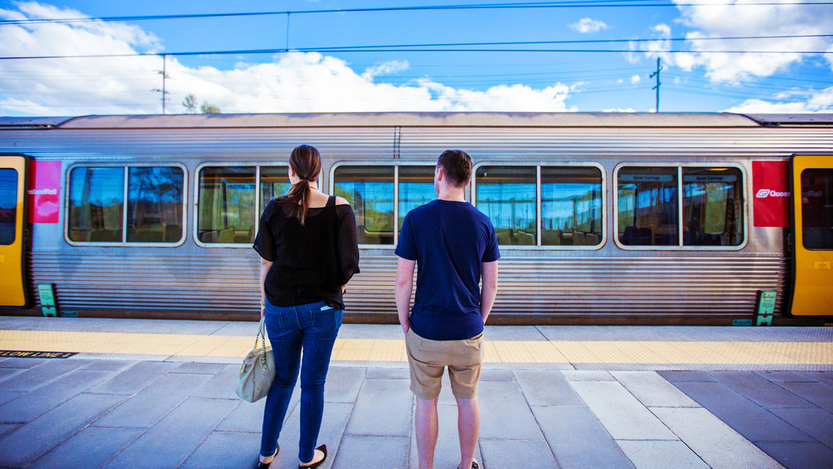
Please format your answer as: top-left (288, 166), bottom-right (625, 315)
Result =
top-left (0, 2), bottom-right (576, 115)
top-left (603, 108), bottom-right (636, 112)
top-left (569, 18), bottom-right (609, 34)
top-left (361, 60), bottom-right (409, 80)
top-left (631, 75), bottom-right (642, 85)
top-left (633, 1), bottom-right (833, 84)
top-left (725, 86), bottom-right (833, 113)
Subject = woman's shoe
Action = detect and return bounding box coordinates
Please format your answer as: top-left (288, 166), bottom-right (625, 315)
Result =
top-left (298, 444), bottom-right (327, 469)
top-left (256, 445), bottom-right (279, 469)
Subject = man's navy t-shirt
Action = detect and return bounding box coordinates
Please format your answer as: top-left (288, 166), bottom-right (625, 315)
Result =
top-left (395, 199), bottom-right (500, 341)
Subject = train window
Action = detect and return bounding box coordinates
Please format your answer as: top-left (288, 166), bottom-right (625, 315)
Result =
top-left (801, 169), bottom-right (833, 250)
top-left (198, 166), bottom-right (256, 244)
top-left (334, 166), bottom-right (394, 245)
top-left (476, 166), bottom-right (537, 246)
top-left (617, 167), bottom-right (678, 246)
top-left (260, 166), bottom-right (291, 213)
top-left (682, 168), bottom-right (743, 246)
top-left (398, 166), bottom-right (435, 233)
top-left (126, 167), bottom-right (185, 243)
top-left (68, 167), bottom-right (125, 242)
top-left (0, 169), bottom-right (17, 245)
top-left (542, 167), bottom-right (603, 246)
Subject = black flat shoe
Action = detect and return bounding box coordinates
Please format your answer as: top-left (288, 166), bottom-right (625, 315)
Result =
top-left (457, 462), bottom-right (479, 469)
top-left (256, 445), bottom-right (279, 469)
top-left (298, 444), bottom-right (327, 469)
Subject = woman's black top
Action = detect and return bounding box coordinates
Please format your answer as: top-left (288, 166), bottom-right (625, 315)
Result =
top-left (253, 195), bottom-right (360, 310)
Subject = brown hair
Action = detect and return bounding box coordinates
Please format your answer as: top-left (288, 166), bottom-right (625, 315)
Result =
top-left (278, 144), bottom-right (321, 225)
top-left (437, 149), bottom-right (472, 187)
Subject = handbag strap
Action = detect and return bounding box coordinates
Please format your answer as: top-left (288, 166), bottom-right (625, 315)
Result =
top-left (255, 318), bottom-right (269, 372)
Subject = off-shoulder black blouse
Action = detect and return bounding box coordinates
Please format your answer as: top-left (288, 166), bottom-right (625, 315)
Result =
top-left (253, 195), bottom-right (360, 310)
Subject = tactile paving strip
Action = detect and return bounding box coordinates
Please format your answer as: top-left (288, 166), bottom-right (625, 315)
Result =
top-left (1, 329), bottom-right (831, 367)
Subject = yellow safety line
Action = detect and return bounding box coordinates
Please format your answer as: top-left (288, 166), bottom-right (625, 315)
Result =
top-left (0, 330), bottom-right (831, 364)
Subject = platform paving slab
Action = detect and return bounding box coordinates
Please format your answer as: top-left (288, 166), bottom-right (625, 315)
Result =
top-left (610, 371), bottom-right (700, 408)
top-left (346, 375), bottom-right (412, 437)
top-left (710, 371), bottom-right (816, 408)
top-left (667, 381), bottom-right (816, 444)
top-left (0, 358), bottom-right (89, 392)
top-left (101, 397), bottom-right (237, 469)
top-left (93, 372), bottom-right (214, 428)
top-left (478, 379), bottom-right (547, 441)
top-left (0, 369), bottom-right (113, 423)
top-left (651, 406), bottom-right (784, 469)
top-left (513, 369), bottom-right (585, 407)
top-left (331, 435), bottom-right (409, 469)
top-left (756, 441), bottom-right (833, 469)
top-left (532, 405), bottom-right (635, 469)
top-left (480, 438), bottom-right (559, 469)
top-left (616, 440), bottom-right (709, 469)
top-left (0, 392), bottom-right (126, 468)
top-left (86, 360), bottom-right (181, 395)
top-left (771, 381), bottom-right (833, 413)
top-left (567, 380), bottom-right (678, 441)
top-left (26, 426), bottom-right (144, 469)
top-left (766, 407), bottom-right (833, 448)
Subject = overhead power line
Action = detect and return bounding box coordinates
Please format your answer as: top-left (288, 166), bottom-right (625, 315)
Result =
top-left (2, 1), bottom-right (833, 25)
top-left (3, 34), bottom-right (833, 60)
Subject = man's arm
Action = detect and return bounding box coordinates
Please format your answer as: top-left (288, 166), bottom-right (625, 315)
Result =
top-left (260, 258), bottom-right (273, 318)
top-left (480, 260), bottom-right (498, 324)
top-left (395, 257), bottom-right (416, 334)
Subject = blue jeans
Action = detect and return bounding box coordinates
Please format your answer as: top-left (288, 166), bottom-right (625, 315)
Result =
top-left (260, 300), bottom-right (342, 463)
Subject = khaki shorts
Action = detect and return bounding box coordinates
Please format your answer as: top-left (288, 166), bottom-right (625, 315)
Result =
top-left (405, 328), bottom-right (484, 400)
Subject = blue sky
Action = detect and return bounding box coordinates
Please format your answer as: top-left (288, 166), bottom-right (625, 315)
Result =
top-left (1, 0), bottom-right (831, 115)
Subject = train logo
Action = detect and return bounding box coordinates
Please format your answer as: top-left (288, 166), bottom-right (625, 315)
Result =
top-left (756, 189), bottom-right (790, 198)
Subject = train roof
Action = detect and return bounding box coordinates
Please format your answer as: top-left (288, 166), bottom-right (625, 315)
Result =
top-left (1, 112), bottom-right (832, 129)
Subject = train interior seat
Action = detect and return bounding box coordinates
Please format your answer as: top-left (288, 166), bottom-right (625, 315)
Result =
top-left (542, 229), bottom-right (562, 245)
top-left (573, 231), bottom-right (586, 245)
top-left (218, 226), bottom-right (235, 243)
top-left (90, 229), bottom-right (119, 242)
top-left (164, 225), bottom-right (182, 243)
top-left (585, 233), bottom-right (600, 245)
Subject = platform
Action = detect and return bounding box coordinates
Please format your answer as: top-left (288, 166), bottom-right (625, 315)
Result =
top-left (0, 317), bottom-right (831, 468)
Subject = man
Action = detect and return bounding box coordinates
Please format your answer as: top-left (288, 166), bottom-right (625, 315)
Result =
top-left (395, 150), bottom-right (500, 469)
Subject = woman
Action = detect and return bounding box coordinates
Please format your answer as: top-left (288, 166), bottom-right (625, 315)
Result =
top-left (253, 144), bottom-right (359, 469)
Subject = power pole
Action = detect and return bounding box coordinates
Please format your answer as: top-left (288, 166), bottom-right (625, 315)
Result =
top-left (650, 57), bottom-right (662, 112)
top-left (152, 55), bottom-right (170, 114)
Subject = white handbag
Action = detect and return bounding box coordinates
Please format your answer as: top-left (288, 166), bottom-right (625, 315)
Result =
top-left (236, 318), bottom-right (275, 402)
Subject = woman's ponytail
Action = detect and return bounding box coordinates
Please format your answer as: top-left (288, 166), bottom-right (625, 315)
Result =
top-left (278, 145), bottom-right (321, 225)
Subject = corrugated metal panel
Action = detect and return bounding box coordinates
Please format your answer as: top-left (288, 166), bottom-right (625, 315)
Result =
top-left (29, 252), bottom-right (786, 317)
top-left (1, 128), bottom-right (396, 159)
top-left (399, 128), bottom-right (833, 159)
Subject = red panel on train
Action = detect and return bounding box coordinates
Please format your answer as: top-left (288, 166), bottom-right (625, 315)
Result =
top-left (752, 161), bottom-right (790, 228)
top-left (27, 160), bottom-right (61, 224)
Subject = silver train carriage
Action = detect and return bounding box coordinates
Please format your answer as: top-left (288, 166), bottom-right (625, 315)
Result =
top-left (1, 112), bottom-right (831, 325)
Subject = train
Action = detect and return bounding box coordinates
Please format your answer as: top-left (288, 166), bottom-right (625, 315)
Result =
top-left (1, 112), bottom-right (831, 325)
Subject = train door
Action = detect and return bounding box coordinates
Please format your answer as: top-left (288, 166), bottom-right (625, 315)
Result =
top-left (0, 156), bottom-right (27, 307)
top-left (790, 155), bottom-right (833, 316)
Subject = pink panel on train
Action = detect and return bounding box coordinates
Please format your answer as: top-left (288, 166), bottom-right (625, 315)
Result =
top-left (752, 160), bottom-right (790, 228)
top-left (27, 160), bottom-right (61, 223)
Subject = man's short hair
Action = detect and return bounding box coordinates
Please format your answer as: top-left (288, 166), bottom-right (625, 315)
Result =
top-left (437, 150), bottom-right (473, 188)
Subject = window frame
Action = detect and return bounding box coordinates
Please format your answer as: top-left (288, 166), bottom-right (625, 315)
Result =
top-left (193, 162), bottom-right (289, 248)
top-left (613, 162), bottom-right (748, 251)
top-left (64, 162), bottom-right (188, 247)
top-left (330, 161), bottom-right (437, 249)
top-left (472, 161), bottom-right (607, 251)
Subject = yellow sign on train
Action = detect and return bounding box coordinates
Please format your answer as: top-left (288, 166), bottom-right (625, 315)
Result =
top-left (0, 156), bottom-right (27, 307)
top-left (791, 155), bottom-right (833, 316)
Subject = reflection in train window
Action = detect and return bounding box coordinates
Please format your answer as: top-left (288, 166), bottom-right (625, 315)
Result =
top-left (260, 166), bottom-right (291, 214)
top-left (618, 167), bottom-right (678, 246)
top-left (198, 166), bottom-right (255, 244)
top-left (542, 167), bottom-right (602, 246)
top-left (68, 167), bottom-right (125, 242)
top-left (476, 166), bottom-right (537, 246)
top-left (398, 166), bottom-right (435, 233)
top-left (683, 168), bottom-right (743, 246)
top-left (126, 167), bottom-right (185, 243)
top-left (801, 169), bottom-right (833, 250)
top-left (0, 169), bottom-right (17, 245)
top-left (334, 166), bottom-right (394, 245)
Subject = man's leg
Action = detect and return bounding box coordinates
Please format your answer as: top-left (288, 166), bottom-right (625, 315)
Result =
top-left (415, 396), bottom-right (440, 469)
top-left (455, 395), bottom-right (480, 469)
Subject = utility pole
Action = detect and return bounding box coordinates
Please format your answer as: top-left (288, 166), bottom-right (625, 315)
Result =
top-left (650, 57), bottom-right (662, 112)
top-left (152, 55), bottom-right (170, 114)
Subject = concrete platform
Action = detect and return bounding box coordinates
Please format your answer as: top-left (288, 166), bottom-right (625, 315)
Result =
top-left (0, 317), bottom-right (831, 468)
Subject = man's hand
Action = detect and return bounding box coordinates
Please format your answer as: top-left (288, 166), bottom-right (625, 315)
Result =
top-left (395, 257), bottom-right (416, 335)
